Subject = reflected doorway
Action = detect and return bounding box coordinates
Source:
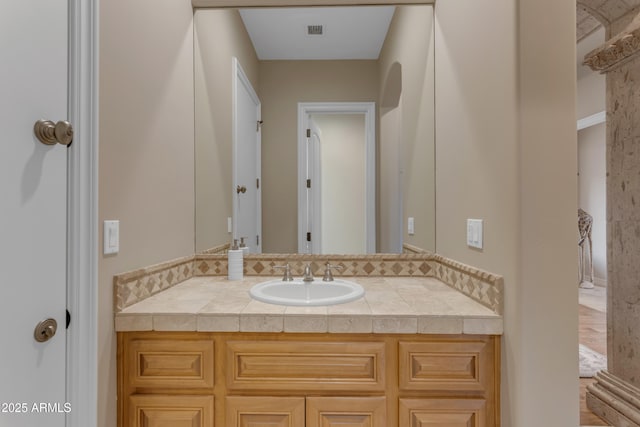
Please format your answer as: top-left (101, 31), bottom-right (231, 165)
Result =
top-left (297, 102), bottom-right (376, 254)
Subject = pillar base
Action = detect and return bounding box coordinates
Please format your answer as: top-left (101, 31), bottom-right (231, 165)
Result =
top-left (587, 371), bottom-right (640, 427)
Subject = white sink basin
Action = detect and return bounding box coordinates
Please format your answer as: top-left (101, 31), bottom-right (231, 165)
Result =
top-left (249, 279), bottom-right (365, 306)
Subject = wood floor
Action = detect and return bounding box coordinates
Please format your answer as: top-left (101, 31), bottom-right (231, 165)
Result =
top-left (579, 301), bottom-right (608, 426)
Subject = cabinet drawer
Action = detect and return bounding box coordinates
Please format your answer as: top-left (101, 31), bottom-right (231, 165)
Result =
top-left (128, 395), bottom-right (214, 427)
top-left (225, 396), bottom-right (305, 427)
top-left (226, 340), bottom-right (385, 392)
top-left (127, 338), bottom-right (214, 389)
top-left (307, 397), bottom-right (386, 427)
top-left (399, 338), bottom-right (494, 393)
top-left (399, 398), bottom-right (486, 427)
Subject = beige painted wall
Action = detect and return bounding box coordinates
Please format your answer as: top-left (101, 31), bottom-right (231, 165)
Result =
top-left (98, 0), bottom-right (195, 426)
top-left (96, 1), bottom-right (580, 426)
top-left (259, 60), bottom-right (378, 252)
top-left (577, 27), bottom-right (605, 120)
top-left (194, 9), bottom-right (260, 252)
top-left (378, 5), bottom-right (435, 252)
top-left (435, 0), bottom-right (578, 425)
top-left (578, 123), bottom-right (607, 283)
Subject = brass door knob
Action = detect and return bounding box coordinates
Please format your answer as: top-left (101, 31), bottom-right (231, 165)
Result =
top-left (34, 318), bottom-right (57, 343)
top-left (236, 185), bottom-right (247, 194)
top-left (34, 119), bottom-right (74, 146)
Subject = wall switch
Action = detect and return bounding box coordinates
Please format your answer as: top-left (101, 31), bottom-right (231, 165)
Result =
top-left (104, 220), bottom-right (120, 255)
top-left (466, 219), bottom-right (483, 249)
top-left (408, 217), bottom-right (415, 235)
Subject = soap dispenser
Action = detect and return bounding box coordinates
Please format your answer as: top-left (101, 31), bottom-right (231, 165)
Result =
top-left (228, 239), bottom-right (243, 281)
top-left (239, 237), bottom-right (250, 255)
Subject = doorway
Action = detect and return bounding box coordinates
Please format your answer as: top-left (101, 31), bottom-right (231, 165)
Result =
top-left (297, 102), bottom-right (375, 254)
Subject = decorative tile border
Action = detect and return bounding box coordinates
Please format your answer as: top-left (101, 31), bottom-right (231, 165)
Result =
top-left (194, 253), bottom-right (436, 278)
top-left (199, 242), bottom-right (230, 255)
top-left (114, 252), bottom-right (503, 315)
top-left (402, 243), bottom-right (432, 254)
top-left (114, 255), bottom-right (195, 312)
top-left (431, 254), bottom-right (504, 315)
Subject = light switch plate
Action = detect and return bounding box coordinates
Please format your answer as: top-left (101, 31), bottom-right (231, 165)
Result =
top-left (467, 219), bottom-right (483, 249)
top-left (104, 220), bottom-right (119, 255)
top-left (408, 217), bottom-right (415, 235)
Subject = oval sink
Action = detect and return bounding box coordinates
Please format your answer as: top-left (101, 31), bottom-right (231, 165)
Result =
top-left (249, 279), bottom-right (365, 306)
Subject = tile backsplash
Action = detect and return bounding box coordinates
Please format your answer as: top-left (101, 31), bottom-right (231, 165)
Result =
top-left (114, 251), bottom-right (503, 315)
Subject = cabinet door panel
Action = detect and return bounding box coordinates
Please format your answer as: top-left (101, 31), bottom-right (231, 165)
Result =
top-left (225, 396), bottom-right (305, 427)
top-left (399, 339), bottom-right (493, 393)
top-left (227, 341), bottom-right (385, 392)
top-left (399, 398), bottom-right (486, 427)
top-left (128, 395), bottom-right (214, 427)
top-left (127, 338), bottom-right (214, 389)
top-left (306, 396), bottom-right (386, 427)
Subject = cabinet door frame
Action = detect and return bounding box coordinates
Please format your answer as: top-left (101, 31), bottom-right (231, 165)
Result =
top-left (306, 396), bottom-right (387, 427)
top-left (225, 396), bottom-right (305, 427)
top-left (128, 394), bottom-right (214, 427)
top-left (399, 398), bottom-right (486, 427)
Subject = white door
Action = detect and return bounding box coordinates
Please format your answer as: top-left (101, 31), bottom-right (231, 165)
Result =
top-left (233, 58), bottom-right (261, 253)
top-left (312, 114), bottom-right (367, 254)
top-left (0, 1), bottom-right (68, 425)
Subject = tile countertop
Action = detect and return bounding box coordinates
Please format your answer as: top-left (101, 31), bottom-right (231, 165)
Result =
top-left (115, 276), bottom-right (503, 335)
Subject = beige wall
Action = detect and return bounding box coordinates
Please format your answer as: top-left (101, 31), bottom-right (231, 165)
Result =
top-left (435, 0), bottom-right (578, 427)
top-left (577, 27), bottom-right (605, 120)
top-left (378, 5), bottom-right (435, 252)
top-left (194, 9), bottom-right (260, 252)
top-left (98, 0), bottom-right (195, 426)
top-left (96, 1), bottom-right (580, 426)
top-left (259, 60), bottom-right (378, 252)
top-left (435, 0), bottom-right (578, 425)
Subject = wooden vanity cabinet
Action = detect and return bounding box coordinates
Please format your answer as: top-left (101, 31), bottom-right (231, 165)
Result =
top-left (118, 332), bottom-right (500, 427)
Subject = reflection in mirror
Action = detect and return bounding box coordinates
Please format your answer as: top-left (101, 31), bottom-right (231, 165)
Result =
top-left (194, 5), bottom-right (435, 255)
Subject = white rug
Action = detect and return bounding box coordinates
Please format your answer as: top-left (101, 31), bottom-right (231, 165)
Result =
top-left (580, 344), bottom-right (607, 378)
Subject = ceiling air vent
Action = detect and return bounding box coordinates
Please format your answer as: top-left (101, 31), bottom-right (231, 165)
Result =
top-left (307, 25), bottom-right (324, 35)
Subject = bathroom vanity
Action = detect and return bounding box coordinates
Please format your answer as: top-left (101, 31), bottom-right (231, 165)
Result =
top-left (116, 270), bottom-right (503, 427)
top-left (118, 331), bottom-right (499, 427)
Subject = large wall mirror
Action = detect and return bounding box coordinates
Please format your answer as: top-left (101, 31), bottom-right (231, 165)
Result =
top-left (194, 5), bottom-right (435, 255)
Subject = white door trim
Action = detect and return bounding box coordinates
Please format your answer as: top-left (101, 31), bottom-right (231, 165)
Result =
top-left (66, 0), bottom-right (99, 425)
top-left (232, 57), bottom-right (262, 249)
top-left (297, 102), bottom-right (376, 254)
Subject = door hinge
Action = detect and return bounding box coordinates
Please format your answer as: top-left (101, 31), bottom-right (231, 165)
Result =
top-left (256, 235), bottom-right (260, 246)
top-left (306, 179), bottom-right (311, 188)
top-left (306, 232), bottom-right (311, 242)
top-left (256, 178), bottom-right (260, 189)
top-left (256, 120), bottom-right (263, 132)
top-left (306, 128), bottom-right (311, 138)
top-left (66, 310), bottom-right (71, 329)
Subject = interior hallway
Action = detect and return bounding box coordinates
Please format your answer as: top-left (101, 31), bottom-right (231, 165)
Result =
top-left (579, 285), bottom-right (608, 426)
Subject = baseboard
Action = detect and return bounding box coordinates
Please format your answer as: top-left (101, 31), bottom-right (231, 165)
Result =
top-left (594, 278), bottom-right (607, 287)
top-left (587, 371), bottom-right (640, 427)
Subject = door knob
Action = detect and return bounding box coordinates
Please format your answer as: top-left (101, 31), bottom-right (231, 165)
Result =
top-left (236, 185), bottom-right (247, 194)
top-left (34, 318), bottom-right (57, 343)
top-left (34, 119), bottom-right (74, 146)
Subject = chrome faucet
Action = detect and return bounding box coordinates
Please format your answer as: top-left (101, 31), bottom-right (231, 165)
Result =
top-left (322, 262), bottom-right (342, 282)
top-left (274, 263), bottom-right (294, 281)
top-left (303, 264), bottom-right (314, 283)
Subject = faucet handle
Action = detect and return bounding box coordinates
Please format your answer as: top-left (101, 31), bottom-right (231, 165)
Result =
top-left (303, 263), bottom-right (314, 283)
top-left (322, 262), bottom-right (343, 282)
top-left (274, 264), bottom-right (294, 281)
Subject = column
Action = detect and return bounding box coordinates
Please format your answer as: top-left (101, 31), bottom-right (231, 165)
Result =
top-left (584, 12), bottom-right (640, 427)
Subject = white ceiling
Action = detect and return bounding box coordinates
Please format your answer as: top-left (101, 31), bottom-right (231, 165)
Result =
top-left (239, 6), bottom-right (396, 60)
